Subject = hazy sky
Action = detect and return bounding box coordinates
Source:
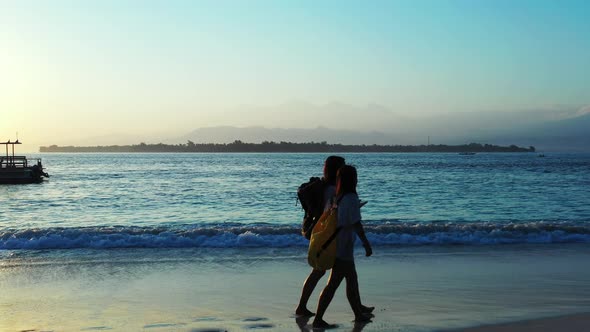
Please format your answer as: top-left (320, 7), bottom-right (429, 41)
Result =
top-left (1, 0), bottom-right (589, 149)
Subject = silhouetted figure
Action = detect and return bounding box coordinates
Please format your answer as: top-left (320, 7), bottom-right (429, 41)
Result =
top-left (296, 156), bottom-right (344, 317)
top-left (296, 158), bottom-right (374, 319)
top-left (312, 165), bottom-right (373, 329)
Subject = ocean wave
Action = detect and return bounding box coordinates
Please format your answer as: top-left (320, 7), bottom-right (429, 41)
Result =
top-left (1, 221), bottom-right (590, 250)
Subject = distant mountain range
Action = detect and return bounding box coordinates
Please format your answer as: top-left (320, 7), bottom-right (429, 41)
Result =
top-left (486, 112), bottom-right (590, 152)
top-left (176, 110), bottom-right (589, 152)
top-left (37, 103), bottom-right (590, 152)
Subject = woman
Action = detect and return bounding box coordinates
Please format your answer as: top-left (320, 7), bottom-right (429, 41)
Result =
top-left (312, 165), bottom-right (373, 329)
top-left (296, 156), bottom-right (344, 316)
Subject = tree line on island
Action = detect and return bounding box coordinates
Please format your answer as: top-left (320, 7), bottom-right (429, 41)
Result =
top-left (40, 141), bottom-right (536, 153)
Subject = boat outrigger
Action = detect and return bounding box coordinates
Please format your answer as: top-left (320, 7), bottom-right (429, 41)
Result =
top-left (0, 140), bottom-right (49, 184)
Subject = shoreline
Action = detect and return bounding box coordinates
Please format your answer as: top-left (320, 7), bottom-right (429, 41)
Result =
top-left (448, 312), bottom-right (590, 332)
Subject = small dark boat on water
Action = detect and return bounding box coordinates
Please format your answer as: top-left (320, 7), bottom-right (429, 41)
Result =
top-left (0, 140), bottom-right (49, 184)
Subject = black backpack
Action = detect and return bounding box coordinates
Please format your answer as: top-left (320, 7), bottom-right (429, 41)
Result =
top-left (297, 177), bottom-right (327, 239)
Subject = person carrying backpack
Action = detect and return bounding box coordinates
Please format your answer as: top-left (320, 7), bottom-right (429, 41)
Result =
top-left (312, 165), bottom-right (373, 328)
top-left (297, 156), bottom-right (344, 241)
top-left (295, 156), bottom-right (374, 317)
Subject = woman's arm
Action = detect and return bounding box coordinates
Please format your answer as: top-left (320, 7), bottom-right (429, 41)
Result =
top-left (353, 222), bottom-right (372, 257)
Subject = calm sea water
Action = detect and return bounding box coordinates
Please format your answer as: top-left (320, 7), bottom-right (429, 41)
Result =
top-left (1, 152), bottom-right (589, 249)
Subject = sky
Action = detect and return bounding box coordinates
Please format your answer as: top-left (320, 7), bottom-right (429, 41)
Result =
top-left (1, 0), bottom-right (589, 150)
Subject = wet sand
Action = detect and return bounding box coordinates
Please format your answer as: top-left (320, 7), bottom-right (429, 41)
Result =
top-left (449, 312), bottom-right (590, 332)
top-left (1, 245), bottom-right (590, 331)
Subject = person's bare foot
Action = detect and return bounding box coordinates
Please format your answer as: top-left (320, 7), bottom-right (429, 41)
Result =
top-left (354, 312), bottom-right (372, 323)
top-left (295, 307), bottom-right (315, 317)
top-left (360, 304), bottom-right (375, 314)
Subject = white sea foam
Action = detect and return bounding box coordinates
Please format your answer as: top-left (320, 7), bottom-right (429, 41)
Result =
top-left (1, 221), bottom-right (589, 250)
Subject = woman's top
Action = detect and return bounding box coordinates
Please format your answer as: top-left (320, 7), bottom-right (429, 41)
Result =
top-left (322, 185), bottom-right (336, 212)
top-left (336, 192), bottom-right (361, 261)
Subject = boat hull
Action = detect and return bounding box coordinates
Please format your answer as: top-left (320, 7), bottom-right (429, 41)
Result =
top-left (0, 169), bottom-right (43, 184)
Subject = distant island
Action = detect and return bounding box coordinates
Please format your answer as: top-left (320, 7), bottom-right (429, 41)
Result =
top-left (40, 141), bottom-right (535, 153)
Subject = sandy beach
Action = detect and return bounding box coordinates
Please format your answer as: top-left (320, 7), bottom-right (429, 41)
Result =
top-left (1, 244), bottom-right (590, 331)
top-left (450, 312), bottom-right (590, 332)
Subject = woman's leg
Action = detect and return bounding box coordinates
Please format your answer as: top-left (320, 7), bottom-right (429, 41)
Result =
top-left (343, 261), bottom-right (371, 321)
top-left (296, 269), bottom-right (326, 316)
top-left (312, 262), bottom-right (345, 327)
top-left (344, 262), bottom-right (374, 314)
top-left (344, 261), bottom-right (362, 316)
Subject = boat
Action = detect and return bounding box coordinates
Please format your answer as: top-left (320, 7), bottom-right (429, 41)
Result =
top-left (458, 152), bottom-right (476, 155)
top-left (0, 140), bottom-right (49, 184)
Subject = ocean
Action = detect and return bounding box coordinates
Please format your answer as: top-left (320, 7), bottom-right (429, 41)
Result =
top-left (1, 153), bottom-right (589, 249)
top-left (2, 152), bottom-right (590, 331)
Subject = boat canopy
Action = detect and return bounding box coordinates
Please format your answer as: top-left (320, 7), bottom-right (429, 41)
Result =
top-left (1, 140), bottom-right (26, 168)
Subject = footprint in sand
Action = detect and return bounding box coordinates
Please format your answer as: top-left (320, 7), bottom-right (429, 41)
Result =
top-left (243, 323), bottom-right (275, 329)
top-left (241, 317), bottom-right (268, 322)
top-left (241, 317), bottom-right (274, 329)
top-left (143, 322), bottom-right (186, 329)
top-left (193, 316), bottom-right (222, 322)
top-left (81, 327), bottom-right (113, 331)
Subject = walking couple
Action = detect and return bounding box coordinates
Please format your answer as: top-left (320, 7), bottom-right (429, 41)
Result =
top-left (296, 156), bottom-right (374, 329)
